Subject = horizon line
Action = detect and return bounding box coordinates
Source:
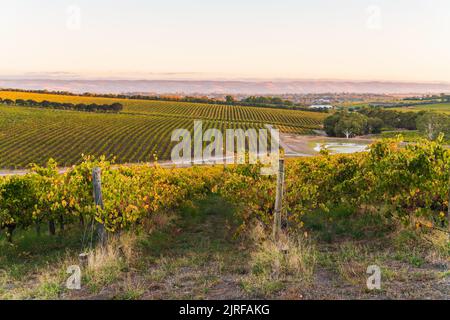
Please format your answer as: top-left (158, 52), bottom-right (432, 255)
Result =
top-left (1, 76), bottom-right (450, 85)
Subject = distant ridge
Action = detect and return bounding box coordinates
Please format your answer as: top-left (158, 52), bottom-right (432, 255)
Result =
top-left (1, 79), bottom-right (449, 95)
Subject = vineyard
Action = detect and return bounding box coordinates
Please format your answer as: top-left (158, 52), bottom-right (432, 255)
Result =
top-left (0, 91), bottom-right (325, 168)
top-left (1, 137), bottom-right (449, 240)
top-left (0, 91), bottom-right (449, 299)
top-left (0, 138), bottom-right (449, 299)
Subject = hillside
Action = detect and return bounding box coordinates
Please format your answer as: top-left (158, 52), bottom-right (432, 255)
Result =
top-left (0, 91), bottom-right (325, 169)
top-left (1, 78), bottom-right (450, 94)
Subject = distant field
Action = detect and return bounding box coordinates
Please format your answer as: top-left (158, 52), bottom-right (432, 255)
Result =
top-left (0, 91), bottom-right (325, 168)
top-left (391, 103), bottom-right (450, 114)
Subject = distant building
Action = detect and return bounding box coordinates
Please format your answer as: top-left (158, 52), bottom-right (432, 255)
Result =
top-left (309, 104), bottom-right (334, 110)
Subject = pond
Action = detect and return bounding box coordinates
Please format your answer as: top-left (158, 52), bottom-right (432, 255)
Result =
top-left (313, 141), bottom-right (369, 154)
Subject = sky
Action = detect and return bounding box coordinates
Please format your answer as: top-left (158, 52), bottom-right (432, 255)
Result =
top-left (1, 0), bottom-right (450, 82)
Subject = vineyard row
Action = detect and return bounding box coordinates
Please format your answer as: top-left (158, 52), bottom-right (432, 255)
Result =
top-left (0, 137), bottom-right (448, 242)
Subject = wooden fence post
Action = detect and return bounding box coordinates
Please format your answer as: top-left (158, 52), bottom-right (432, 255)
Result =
top-left (273, 158), bottom-right (285, 241)
top-left (92, 167), bottom-right (107, 246)
top-left (448, 173), bottom-right (450, 242)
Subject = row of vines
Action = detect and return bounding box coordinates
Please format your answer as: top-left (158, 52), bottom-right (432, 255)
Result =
top-left (0, 90), bottom-right (325, 127)
top-left (0, 105), bottom-right (314, 169)
top-left (1, 137), bottom-right (449, 242)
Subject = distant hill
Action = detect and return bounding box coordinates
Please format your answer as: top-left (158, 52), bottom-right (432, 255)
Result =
top-left (1, 78), bottom-right (450, 95)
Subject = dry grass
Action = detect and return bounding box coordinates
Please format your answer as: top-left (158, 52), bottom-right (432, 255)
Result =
top-left (241, 224), bottom-right (317, 297)
top-left (1, 197), bottom-right (448, 300)
top-left (79, 233), bottom-right (139, 294)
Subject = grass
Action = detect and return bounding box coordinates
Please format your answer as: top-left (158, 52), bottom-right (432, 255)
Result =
top-left (131, 195), bottom-right (250, 299)
top-left (392, 103), bottom-right (450, 114)
top-left (0, 196), bottom-right (448, 300)
top-left (0, 225), bottom-right (84, 299)
top-left (241, 224), bottom-right (316, 297)
top-left (0, 226), bottom-right (82, 280)
top-left (301, 204), bottom-right (449, 298)
top-left (302, 205), bottom-right (394, 242)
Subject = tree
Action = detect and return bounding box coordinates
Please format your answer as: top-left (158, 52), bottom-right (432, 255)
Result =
top-left (334, 117), bottom-right (362, 138)
top-left (367, 117), bottom-right (384, 134)
top-left (324, 111), bottom-right (368, 138)
top-left (110, 103), bottom-right (123, 112)
top-left (357, 107), bottom-right (419, 130)
top-left (323, 113), bottom-right (340, 136)
top-left (225, 95), bottom-right (235, 104)
top-left (416, 112), bottom-right (450, 140)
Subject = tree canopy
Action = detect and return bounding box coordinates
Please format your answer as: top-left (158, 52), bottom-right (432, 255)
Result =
top-left (324, 111), bottom-right (372, 138)
top-left (416, 112), bottom-right (450, 140)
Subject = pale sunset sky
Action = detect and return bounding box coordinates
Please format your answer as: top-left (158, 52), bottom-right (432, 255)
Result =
top-left (1, 0), bottom-right (449, 82)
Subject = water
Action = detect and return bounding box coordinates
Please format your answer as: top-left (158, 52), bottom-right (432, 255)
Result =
top-left (313, 142), bottom-right (369, 154)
